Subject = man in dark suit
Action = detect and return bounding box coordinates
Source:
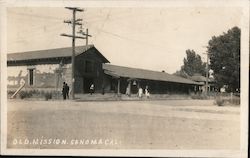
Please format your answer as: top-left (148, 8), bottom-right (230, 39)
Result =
top-left (62, 82), bottom-right (67, 100)
top-left (65, 83), bottom-right (70, 99)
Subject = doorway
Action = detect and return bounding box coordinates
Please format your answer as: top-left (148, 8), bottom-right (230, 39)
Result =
top-left (83, 77), bottom-right (94, 93)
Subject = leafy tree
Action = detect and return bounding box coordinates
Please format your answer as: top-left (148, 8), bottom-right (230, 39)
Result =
top-left (207, 26), bottom-right (240, 92)
top-left (174, 66), bottom-right (190, 78)
top-left (183, 49), bottom-right (206, 76)
top-left (174, 49), bottom-right (206, 77)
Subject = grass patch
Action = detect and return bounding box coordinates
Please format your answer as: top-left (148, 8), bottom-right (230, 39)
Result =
top-left (190, 93), bottom-right (208, 100)
top-left (214, 93), bottom-right (240, 106)
top-left (19, 91), bottom-right (33, 99)
top-left (10, 89), bottom-right (62, 100)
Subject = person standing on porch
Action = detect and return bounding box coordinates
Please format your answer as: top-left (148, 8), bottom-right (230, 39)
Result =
top-left (90, 83), bottom-right (95, 95)
top-left (126, 86), bottom-right (130, 96)
top-left (145, 86), bottom-right (150, 98)
top-left (138, 87), bottom-right (143, 98)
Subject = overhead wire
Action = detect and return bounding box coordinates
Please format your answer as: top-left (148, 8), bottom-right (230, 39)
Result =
top-left (9, 8), bottom-right (170, 52)
top-left (8, 10), bottom-right (65, 21)
top-left (90, 26), bottom-right (170, 51)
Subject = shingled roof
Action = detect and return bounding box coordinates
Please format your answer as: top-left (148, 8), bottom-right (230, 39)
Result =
top-left (103, 64), bottom-right (201, 85)
top-left (7, 45), bottom-right (109, 63)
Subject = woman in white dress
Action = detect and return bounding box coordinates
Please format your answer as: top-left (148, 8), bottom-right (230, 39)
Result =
top-left (138, 87), bottom-right (143, 98)
top-left (145, 86), bottom-right (150, 98)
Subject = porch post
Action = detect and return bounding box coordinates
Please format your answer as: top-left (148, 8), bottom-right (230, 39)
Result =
top-left (82, 77), bottom-right (85, 93)
top-left (137, 80), bottom-right (140, 89)
top-left (117, 78), bottom-right (121, 95)
top-left (128, 80), bottom-right (131, 96)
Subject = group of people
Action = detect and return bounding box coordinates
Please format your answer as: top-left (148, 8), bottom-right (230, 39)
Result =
top-left (62, 82), bottom-right (70, 100)
top-left (62, 82), bottom-right (150, 100)
top-left (138, 86), bottom-right (150, 98)
top-left (62, 82), bottom-right (95, 100)
top-left (126, 85), bottom-right (150, 98)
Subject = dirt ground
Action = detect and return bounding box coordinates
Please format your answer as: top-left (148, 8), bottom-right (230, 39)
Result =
top-left (7, 99), bottom-right (240, 149)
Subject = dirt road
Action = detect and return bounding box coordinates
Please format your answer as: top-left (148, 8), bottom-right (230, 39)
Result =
top-left (7, 99), bottom-right (240, 149)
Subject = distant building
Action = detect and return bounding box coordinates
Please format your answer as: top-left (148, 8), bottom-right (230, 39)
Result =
top-left (7, 45), bottom-right (201, 95)
top-left (190, 73), bottom-right (215, 93)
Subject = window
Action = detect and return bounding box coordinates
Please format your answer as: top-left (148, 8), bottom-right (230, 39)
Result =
top-left (85, 60), bottom-right (94, 73)
top-left (28, 68), bottom-right (35, 86)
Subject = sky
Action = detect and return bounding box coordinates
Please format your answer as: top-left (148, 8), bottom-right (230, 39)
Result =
top-left (7, 7), bottom-right (242, 74)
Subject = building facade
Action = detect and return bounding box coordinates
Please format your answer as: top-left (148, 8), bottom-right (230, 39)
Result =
top-left (7, 45), bottom-right (201, 95)
top-left (190, 74), bottom-right (216, 93)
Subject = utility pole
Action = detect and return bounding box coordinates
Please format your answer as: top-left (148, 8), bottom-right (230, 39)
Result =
top-left (78, 28), bottom-right (92, 46)
top-left (206, 52), bottom-right (209, 96)
top-left (203, 52), bottom-right (209, 96)
top-left (85, 28), bottom-right (89, 46)
top-left (61, 7), bottom-right (84, 99)
top-left (202, 46), bottom-right (209, 97)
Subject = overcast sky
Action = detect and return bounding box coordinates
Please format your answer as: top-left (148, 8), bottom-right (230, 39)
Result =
top-left (7, 7), bottom-right (242, 73)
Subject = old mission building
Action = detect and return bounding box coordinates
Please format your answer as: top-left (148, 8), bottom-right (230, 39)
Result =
top-left (7, 45), bottom-right (201, 95)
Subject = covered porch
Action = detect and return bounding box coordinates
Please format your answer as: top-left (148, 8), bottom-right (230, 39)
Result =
top-left (103, 64), bottom-right (201, 96)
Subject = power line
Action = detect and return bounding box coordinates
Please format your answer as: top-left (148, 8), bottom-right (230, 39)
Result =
top-left (10, 24), bottom-right (65, 43)
top-left (91, 26), bottom-right (170, 51)
top-left (8, 10), bottom-right (65, 21)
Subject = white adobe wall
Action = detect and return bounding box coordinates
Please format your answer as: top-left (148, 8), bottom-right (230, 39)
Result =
top-left (7, 64), bottom-right (72, 91)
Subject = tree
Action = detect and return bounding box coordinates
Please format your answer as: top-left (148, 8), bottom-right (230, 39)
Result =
top-left (174, 49), bottom-right (206, 77)
top-left (174, 66), bottom-right (190, 78)
top-left (207, 26), bottom-right (240, 92)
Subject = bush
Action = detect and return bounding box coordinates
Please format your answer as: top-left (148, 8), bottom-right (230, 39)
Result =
top-left (215, 96), bottom-right (224, 106)
top-left (190, 93), bottom-right (208, 99)
top-left (19, 91), bottom-right (33, 99)
top-left (229, 96), bottom-right (240, 105)
top-left (44, 92), bottom-right (52, 100)
top-left (11, 89), bottom-right (62, 100)
top-left (29, 89), bottom-right (39, 95)
top-left (51, 90), bottom-right (61, 99)
top-left (40, 90), bottom-right (45, 96)
top-left (7, 90), bottom-right (15, 96)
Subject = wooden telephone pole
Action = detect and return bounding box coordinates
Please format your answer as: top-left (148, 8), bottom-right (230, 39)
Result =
top-left (61, 7), bottom-right (85, 99)
top-left (202, 46), bottom-right (210, 96)
top-left (206, 52), bottom-right (209, 96)
top-left (78, 28), bottom-right (92, 46)
top-left (203, 51), bottom-right (209, 96)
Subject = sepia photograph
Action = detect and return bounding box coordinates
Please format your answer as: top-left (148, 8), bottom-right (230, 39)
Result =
top-left (0, 0), bottom-right (249, 157)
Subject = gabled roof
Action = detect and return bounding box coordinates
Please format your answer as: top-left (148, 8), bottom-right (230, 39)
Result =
top-left (7, 45), bottom-right (109, 63)
top-left (103, 64), bottom-right (201, 85)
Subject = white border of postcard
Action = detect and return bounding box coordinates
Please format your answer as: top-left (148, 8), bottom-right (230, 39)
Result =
top-left (0, 0), bottom-right (249, 157)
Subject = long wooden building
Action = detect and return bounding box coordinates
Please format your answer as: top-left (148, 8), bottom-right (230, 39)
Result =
top-left (7, 45), bottom-right (201, 95)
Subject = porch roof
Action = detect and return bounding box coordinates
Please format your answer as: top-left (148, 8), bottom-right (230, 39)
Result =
top-left (190, 75), bottom-right (214, 83)
top-left (103, 64), bottom-right (202, 85)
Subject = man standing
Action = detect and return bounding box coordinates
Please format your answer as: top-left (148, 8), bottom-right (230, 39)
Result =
top-left (65, 83), bottom-right (70, 99)
top-left (62, 82), bottom-right (67, 100)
